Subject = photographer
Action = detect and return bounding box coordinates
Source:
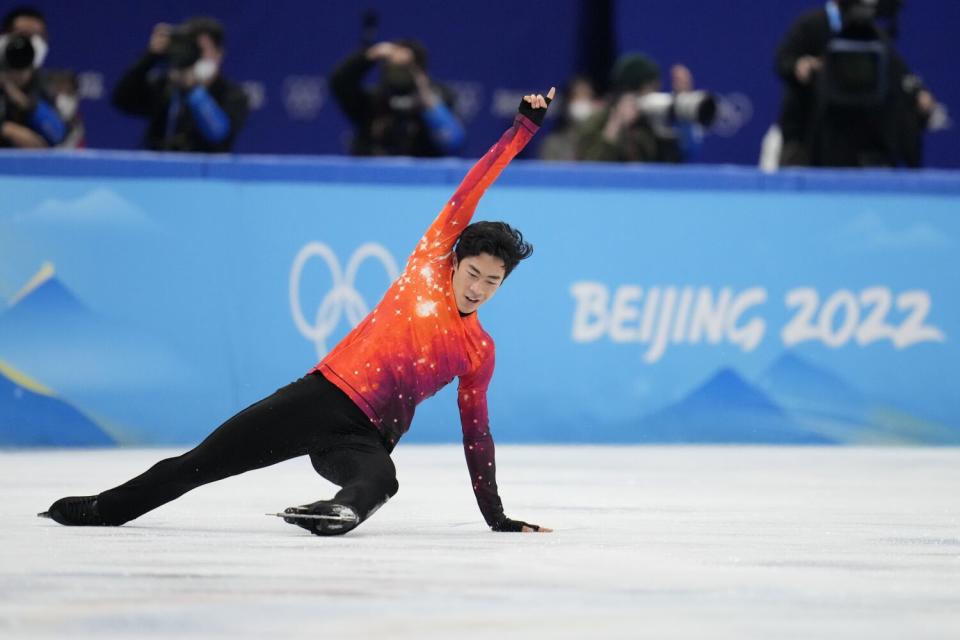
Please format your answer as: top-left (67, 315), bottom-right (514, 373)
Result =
top-left (330, 39), bottom-right (465, 157)
top-left (578, 53), bottom-right (710, 163)
top-left (0, 6), bottom-right (66, 148)
top-left (112, 17), bottom-right (248, 152)
top-left (538, 75), bottom-right (602, 161)
top-left (774, 0), bottom-right (937, 167)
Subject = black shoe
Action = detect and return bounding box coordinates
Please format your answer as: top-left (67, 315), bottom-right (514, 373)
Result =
top-left (282, 500), bottom-right (360, 536)
top-left (38, 495), bottom-right (109, 526)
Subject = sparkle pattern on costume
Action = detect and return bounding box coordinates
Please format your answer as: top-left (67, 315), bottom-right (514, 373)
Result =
top-left (313, 115), bottom-right (539, 525)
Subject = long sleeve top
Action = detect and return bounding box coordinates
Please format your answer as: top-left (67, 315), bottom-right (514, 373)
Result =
top-left (0, 74), bottom-right (66, 147)
top-left (314, 113), bottom-right (539, 526)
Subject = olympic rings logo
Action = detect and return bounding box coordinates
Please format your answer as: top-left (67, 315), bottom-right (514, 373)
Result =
top-left (713, 92), bottom-right (754, 138)
top-left (289, 241), bottom-right (400, 358)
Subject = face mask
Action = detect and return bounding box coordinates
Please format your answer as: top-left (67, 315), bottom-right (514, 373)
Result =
top-left (568, 100), bottom-right (596, 122)
top-left (193, 58), bottom-right (218, 83)
top-left (29, 34), bottom-right (47, 68)
top-left (56, 94), bottom-right (78, 120)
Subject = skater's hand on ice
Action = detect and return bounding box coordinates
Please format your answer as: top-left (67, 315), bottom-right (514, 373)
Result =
top-left (518, 86), bottom-right (555, 126)
top-left (493, 516), bottom-right (552, 533)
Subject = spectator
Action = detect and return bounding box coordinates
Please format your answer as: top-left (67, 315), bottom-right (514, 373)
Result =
top-left (112, 17), bottom-right (248, 152)
top-left (0, 5), bottom-right (67, 148)
top-left (331, 39), bottom-right (465, 157)
top-left (577, 53), bottom-right (705, 163)
top-left (3, 6), bottom-right (84, 147)
top-left (538, 75), bottom-right (601, 161)
top-left (774, 0), bottom-right (937, 167)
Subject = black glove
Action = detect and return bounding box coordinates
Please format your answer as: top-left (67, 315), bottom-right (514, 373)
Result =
top-left (517, 92), bottom-right (552, 127)
top-left (492, 516), bottom-right (540, 532)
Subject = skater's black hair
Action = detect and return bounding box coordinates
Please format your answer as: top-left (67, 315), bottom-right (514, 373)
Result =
top-left (454, 221), bottom-right (533, 279)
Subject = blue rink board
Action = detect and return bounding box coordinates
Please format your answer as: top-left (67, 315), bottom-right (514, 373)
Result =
top-left (1, 151), bottom-right (958, 446)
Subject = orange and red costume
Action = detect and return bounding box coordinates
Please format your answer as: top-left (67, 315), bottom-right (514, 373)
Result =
top-left (314, 113), bottom-right (539, 525)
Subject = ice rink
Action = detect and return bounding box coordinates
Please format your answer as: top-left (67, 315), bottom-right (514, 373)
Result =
top-left (2, 445), bottom-right (958, 639)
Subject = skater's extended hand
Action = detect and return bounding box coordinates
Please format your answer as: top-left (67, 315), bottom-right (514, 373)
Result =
top-left (518, 86), bottom-right (555, 127)
top-left (493, 516), bottom-right (553, 533)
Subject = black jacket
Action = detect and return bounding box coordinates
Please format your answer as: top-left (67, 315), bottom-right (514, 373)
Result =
top-left (774, 7), bottom-right (924, 167)
top-left (112, 53), bottom-right (248, 152)
top-left (330, 49), bottom-right (458, 157)
top-left (0, 72), bottom-right (65, 147)
top-left (774, 8), bottom-right (834, 147)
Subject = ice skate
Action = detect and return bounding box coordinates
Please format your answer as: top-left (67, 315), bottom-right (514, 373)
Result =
top-left (38, 495), bottom-right (109, 526)
top-left (271, 500), bottom-right (360, 536)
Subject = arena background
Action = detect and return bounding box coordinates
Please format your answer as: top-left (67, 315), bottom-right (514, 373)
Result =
top-left (3, 5), bottom-right (960, 638)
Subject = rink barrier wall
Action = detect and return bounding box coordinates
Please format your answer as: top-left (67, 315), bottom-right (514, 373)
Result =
top-left (1, 151), bottom-right (958, 446)
top-left (3, 149), bottom-right (960, 193)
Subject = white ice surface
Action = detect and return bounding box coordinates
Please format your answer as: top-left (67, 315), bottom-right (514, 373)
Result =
top-left (1, 446), bottom-right (958, 639)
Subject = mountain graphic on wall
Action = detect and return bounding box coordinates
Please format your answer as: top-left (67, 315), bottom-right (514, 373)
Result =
top-left (1, 262), bottom-right (88, 325)
top-left (0, 264), bottom-right (188, 390)
top-left (0, 263), bottom-right (194, 445)
top-left (758, 351), bottom-right (958, 444)
top-left (633, 367), bottom-right (835, 444)
top-left (759, 352), bottom-right (867, 414)
top-left (0, 359), bottom-right (113, 446)
top-left (0, 263), bottom-right (119, 392)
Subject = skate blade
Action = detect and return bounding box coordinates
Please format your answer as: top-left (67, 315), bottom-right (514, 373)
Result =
top-left (265, 512), bottom-right (356, 522)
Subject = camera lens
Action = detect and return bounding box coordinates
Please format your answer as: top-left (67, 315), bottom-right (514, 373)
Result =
top-left (166, 29), bottom-right (201, 69)
top-left (3, 33), bottom-right (36, 70)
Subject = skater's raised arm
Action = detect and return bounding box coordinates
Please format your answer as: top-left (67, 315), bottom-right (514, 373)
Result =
top-left (409, 87), bottom-right (555, 263)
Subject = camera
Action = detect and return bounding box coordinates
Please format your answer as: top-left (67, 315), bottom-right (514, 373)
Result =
top-left (841, 0), bottom-right (903, 22)
top-left (822, 39), bottom-right (887, 107)
top-left (821, 1), bottom-right (893, 107)
top-left (0, 32), bottom-right (48, 71)
top-left (636, 91), bottom-right (718, 127)
top-left (166, 27), bottom-right (200, 69)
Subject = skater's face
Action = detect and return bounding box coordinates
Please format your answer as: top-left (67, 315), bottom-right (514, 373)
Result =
top-left (451, 253), bottom-right (505, 314)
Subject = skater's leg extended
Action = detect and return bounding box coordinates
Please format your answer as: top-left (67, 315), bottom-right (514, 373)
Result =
top-left (47, 374), bottom-right (345, 526)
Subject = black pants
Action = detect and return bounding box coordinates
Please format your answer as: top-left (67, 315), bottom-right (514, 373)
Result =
top-left (97, 373), bottom-right (398, 526)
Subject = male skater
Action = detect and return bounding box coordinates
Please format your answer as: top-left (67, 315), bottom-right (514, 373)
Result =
top-left (40, 87), bottom-right (556, 535)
